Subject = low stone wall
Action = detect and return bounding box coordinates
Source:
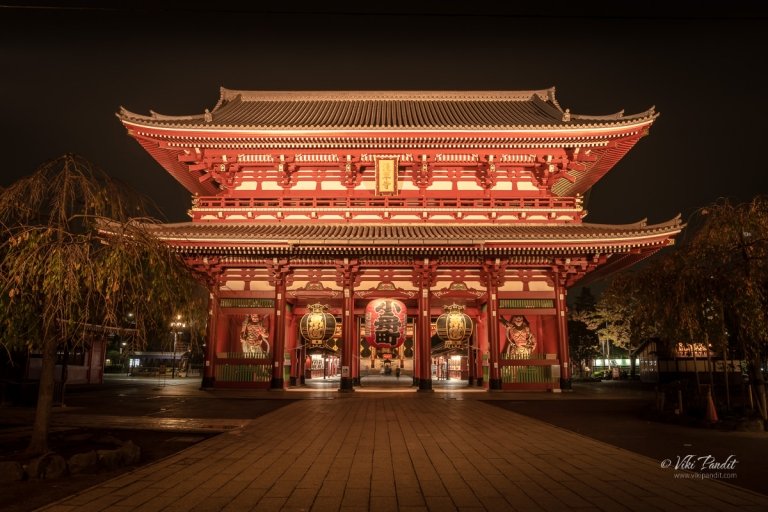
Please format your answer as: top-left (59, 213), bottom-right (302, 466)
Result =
top-left (0, 439), bottom-right (141, 482)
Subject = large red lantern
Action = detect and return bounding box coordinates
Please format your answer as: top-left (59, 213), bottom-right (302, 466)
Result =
top-left (364, 299), bottom-right (407, 349)
top-left (299, 303), bottom-right (337, 347)
top-left (435, 303), bottom-right (472, 349)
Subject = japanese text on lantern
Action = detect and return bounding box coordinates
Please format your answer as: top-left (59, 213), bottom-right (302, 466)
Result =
top-left (364, 299), bottom-right (407, 348)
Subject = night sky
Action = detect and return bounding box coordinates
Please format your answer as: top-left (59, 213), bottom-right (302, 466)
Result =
top-left (2, 3), bottom-right (767, 229)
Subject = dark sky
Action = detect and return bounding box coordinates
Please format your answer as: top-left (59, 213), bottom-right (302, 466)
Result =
top-left (2, 2), bottom-right (767, 226)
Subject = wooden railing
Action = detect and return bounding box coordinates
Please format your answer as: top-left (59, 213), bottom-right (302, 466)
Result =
top-left (499, 356), bottom-right (560, 388)
top-left (215, 353), bottom-right (272, 385)
top-left (191, 194), bottom-right (582, 223)
top-left (195, 195), bottom-right (577, 210)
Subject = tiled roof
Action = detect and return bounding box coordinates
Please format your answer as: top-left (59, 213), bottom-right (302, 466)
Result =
top-left (118, 88), bottom-right (656, 131)
top-left (144, 218), bottom-right (681, 247)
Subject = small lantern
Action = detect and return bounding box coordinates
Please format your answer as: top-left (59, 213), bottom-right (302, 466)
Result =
top-left (436, 303), bottom-right (472, 348)
top-left (299, 303), bottom-right (336, 346)
top-left (364, 298), bottom-right (407, 349)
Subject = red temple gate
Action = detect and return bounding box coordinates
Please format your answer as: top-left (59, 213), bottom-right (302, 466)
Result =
top-left (118, 88), bottom-right (681, 392)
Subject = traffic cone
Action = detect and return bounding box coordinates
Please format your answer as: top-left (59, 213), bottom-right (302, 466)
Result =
top-left (706, 388), bottom-right (718, 423)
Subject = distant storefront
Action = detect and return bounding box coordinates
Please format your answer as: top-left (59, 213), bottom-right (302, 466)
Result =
top-left (633, 339), bottom-right (744, 384)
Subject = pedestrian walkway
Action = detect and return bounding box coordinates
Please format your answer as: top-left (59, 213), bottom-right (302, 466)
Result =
top-left (38, 393), bottom-right (768, 512)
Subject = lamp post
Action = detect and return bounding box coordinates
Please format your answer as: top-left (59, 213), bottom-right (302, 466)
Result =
top-left (124, 312), bottom-right (135, 375)
top-left (121, 342), bottom-right (128, 375)
top-left (170, 315), bottom-right (186, 379)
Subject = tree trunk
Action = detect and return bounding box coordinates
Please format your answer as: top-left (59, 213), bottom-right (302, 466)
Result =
top-left (722, 349), bottom-right (731, 411)
top-left (690, 342), bottom-right (701, 393)
top-left (26, 335), bottom-right (57, 455)
top-left (750, 359), bottom-right (767, 422)
top-left (60, 342), bottom-right (69, 406)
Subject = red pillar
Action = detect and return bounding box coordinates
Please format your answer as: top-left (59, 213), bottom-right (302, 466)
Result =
top-left (202, 287), bottom-right (218, 389)
top-left (352, 316), bottom-right (360, 386)
top-left (555, 278), bottom-right (572, 389)
top-left (340, 281), bottom-right (355, 391)
top-left (467, 344), bottom-right (474, 385)
top-left (412, 307), bottom-right (421, 386)
top-left (299, 343), bottom-right (307, 385)
top-left (287, 311), bottom-right (297, 386)
top-left (418, 283), bottom-right (433, 391)
top-left (486, 274), bottom-right (502, 390)
top-left (271, 277), bottom-right (287, 389)
top-left (475, 313), bottom-right (487, 387)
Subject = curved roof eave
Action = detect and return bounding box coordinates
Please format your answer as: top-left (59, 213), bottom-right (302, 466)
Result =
top-left (140, 217), bottom-right (684, 247)
top-left (117, 116), bottom-right (657, 137)
top-left (116, 88), bottom-right (658, 133)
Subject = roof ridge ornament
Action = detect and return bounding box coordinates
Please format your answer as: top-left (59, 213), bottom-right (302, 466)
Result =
top-left (204, 109), bottom-right (212, 123)
top-left (562, 109), bottom-right (571, 122)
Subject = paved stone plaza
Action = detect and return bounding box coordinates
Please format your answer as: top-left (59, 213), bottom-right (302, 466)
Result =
top-left (37, 389), bottom-right (768, 512)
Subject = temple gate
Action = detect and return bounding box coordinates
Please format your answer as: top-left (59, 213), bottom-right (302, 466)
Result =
top-left (118, 88), bottom-right (681, 392)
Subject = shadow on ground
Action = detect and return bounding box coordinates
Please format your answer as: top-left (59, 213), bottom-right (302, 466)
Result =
top-left (484, 384), bottom-right (768, 496)
top-left (0, 427), bottom-right (217, 512)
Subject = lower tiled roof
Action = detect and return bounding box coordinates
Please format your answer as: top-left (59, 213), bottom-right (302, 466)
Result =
top-left (144, 219), bottom-right (681, 247)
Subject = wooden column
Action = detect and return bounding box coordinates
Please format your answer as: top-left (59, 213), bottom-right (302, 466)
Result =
top-left (483, 260), bottom-right (506, 390)
top-left (201, 271), bottom-right (221, 389)
top-left (418, 282), bottom-right (432, 391)
top-left (336, 258), bottom-right (359, 392)
top-left (475, 314), bottom-right (486, 387)
top-left (414, 259), bottom-right (437, 392)
top-left (486, 277), bottom-right (501, 390)
top-left (412, 304), bottom-right (421, 386)
top-left (467, 336), bottom-right (476, 386)
top-left (554, 276), bottom-right (572, 389)
top-left (288, 312), bottom-right (298, 386)
top-left (352, 320), bottom-right (361, 386)
top-left (271, 276), bottom-right (287, 389)
top-left (299, 343), bottom-right (307, 385)
top-left (268, 259), bottom-right (291, 390)
top-left (340, 281), bottom-right (355, 391)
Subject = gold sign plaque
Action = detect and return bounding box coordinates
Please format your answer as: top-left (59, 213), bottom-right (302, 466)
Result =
top-left (375, 157), bottom-right (399, 195)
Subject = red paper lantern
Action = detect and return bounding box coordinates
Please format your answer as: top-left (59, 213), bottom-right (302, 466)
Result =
top-left (364, 299), bottom-right (407, 349)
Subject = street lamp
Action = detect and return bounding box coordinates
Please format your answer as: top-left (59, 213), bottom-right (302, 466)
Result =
top-left (170, 315), bottom-right (186, 378)
top-left (124, 312), bottom-right (135, 375)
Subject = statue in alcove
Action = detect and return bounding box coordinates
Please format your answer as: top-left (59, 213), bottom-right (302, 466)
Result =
top-left (241, 313), bottom-right (270, 355)
top-left (500, 315), bottom-right (536, 357)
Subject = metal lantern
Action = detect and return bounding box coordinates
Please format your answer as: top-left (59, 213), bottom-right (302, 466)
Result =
top-left (435, 303), bottom-right (472, 348)
top-left (299, 303), bottom-right (337, 346)
top-left (364, 298), bottom-right (407, 349)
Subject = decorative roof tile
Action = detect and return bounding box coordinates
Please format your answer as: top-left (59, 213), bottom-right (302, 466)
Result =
top-left (142, 218), bottom-right (682, 247)
top-left (118, 88), bottom-right (656, 131)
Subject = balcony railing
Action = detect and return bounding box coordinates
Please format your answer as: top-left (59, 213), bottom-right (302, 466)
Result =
top-left (195, 195), bottom-right (577, 210)
top-left (190, 195), bottom-right (582, 223)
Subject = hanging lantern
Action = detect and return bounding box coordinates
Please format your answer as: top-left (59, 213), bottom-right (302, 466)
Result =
top-left (364, 298), bottom-right (407, 349)
top-left (299, 303), bottom-right (337, 346)
top-left (436, 303), bottom-right (472, 349)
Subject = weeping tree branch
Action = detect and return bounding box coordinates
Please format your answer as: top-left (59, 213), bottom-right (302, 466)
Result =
top-left (0, 154), bottom-right (208, 455)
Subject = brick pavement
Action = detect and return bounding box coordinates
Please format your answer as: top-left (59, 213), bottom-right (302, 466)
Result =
top-left (37, 393), bottom-right (768, 511)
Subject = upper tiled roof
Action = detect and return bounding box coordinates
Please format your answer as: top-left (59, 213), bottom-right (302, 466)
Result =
top-left (118, 88), bottom-right (656, 131)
